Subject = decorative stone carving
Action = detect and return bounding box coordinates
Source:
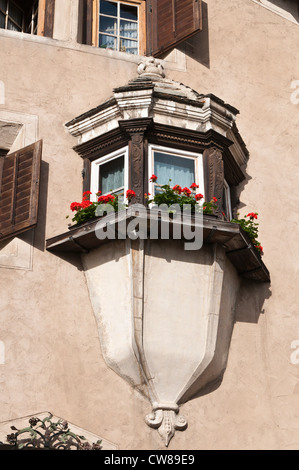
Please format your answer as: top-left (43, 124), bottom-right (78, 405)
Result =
top-left (137, 57), bottom-right (166, 79)
top-left (145, 404), bottom-right (187, 448)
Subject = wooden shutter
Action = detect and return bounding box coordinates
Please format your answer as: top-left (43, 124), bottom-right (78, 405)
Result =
top-left (44, 0), bottom-right (56, 38)
top-left (81, 0), bottom-right (93, 45)
top-left (146, 0), bottom-right (202, 57)
top-left (37, 0), bottom-right (56, 38)
top-left (0, 140), bottom-right (42, 242)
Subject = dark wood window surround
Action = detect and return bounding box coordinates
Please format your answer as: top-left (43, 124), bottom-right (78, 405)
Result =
top-left (73, 117), bottom-right (244, 218)
top-left (46, 119), bottom-right (270, 283)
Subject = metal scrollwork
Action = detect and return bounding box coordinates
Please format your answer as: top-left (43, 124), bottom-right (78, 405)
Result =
top-left (5, 413), bottom-right (102, 450)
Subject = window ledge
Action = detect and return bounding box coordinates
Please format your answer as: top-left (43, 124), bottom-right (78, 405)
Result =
top-left (46, 208), bottom-right (270, 283)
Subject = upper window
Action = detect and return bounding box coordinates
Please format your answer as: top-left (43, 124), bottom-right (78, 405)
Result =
top-left (0, 0), bottom-right (38, 34)
top-left (99, 0), bottom-right (139, 54)
top-left (81, 0), bottom-right (202, 57)
top-left (148, 145), bottom-right (204, 197)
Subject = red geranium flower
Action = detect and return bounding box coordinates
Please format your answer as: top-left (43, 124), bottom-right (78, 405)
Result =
top-left (172, 185), bottom-right (182, 194)
top-left (182, 187), bottom-right (191, 197)
top-left (80, 200), bottom-right (92, 209)
top-left (212, 197), bottom-right (218, 203)
top-left (150, 174), bottom-right (158, 182)
top-left (126, 189), bottom-right (136, 200)
top-left (190, 183), bottom-right (199, 190)
top-left (83, 190), bottom-right (92, 198)
top-left (98, 194), bottom-right (115, 204)
top-left (195, 193), bottom-right (204, 201)
top-left (70, 202), bottom-right (82, 212)
top-left (246, 212), bottom-right (258, 219)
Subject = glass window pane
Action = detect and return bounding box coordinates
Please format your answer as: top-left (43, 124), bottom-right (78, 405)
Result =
top-left (0, 12), bottom-right (5, 28)
top-left (100, 0), bottom-right (117, 17)
top-left (0, 0), bottom-right (7, 12)
top-left (100, 156), bottom-right (124, 194)
top-left (120, 20), bottom-right (137, 39)
top-left (99, 34), bottom-right (117, 50)
top-left (7, 18), bottom-right (21, 31)
top-left (120, 3), bottom-right (137, 21)
top-left (119, 38), bottom-right (138, 54)
top-left (8, 2), bottom-right (23, 27)
top-left (154, 152), bottom-right (195, 190)
top-left (100, 15), bottom-right (117, 35)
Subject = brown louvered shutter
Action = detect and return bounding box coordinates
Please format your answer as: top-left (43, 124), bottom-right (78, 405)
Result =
top-left (146, 0), bottom-right (202, 57)
top-left (0, 140), bottom-right (42, 242)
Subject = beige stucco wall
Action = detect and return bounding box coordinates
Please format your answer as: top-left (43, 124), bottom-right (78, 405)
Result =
top-left (0, 0), bottom-right (298, 450)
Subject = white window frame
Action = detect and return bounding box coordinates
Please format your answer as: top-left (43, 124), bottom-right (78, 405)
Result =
top-left (148, 144), bottom-right (205, 199)
top-left (90, 146), bottom-right (129, 202)
top-left (223, 179), bottom-right (232, 221)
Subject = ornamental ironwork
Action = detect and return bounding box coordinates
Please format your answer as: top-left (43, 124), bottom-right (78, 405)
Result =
top-left (3, 413), bottom-right (102, 450)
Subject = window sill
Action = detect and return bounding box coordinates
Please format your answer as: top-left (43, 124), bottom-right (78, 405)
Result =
top-left (46, 208), bottom-right (270, 283)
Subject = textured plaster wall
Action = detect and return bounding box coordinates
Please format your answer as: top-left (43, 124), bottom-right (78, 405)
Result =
top-left (0, 0), bottom-right (298, 450)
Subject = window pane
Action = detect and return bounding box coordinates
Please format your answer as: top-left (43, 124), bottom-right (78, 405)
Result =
top-left (99, 34), bottom-right (117, 50)
top-left (100, 0), bottom-right (117, 17)
top-left (8, 2), bottom-right (23, 27)
top-left (7, 18), bottom-right (21, 31)
top-left (100, 15), bottom-right (117, 35)
top-left (120, 3), bottom-right (137, 21)
top-left (0, 0), bottom-right (6, 12)
top-left (120, 20), bottom-right (137, 39)
top-left (119, 38), bottom-right (138, 54)
top-left (100, 156), bottom-right (124, 194)
top-left (0, 12), bottom-right (5, 28)
top-left (154, 152), bottom-right (195, 190)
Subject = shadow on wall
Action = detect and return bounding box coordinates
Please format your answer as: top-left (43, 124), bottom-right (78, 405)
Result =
top-left (178, 1), bottom-right (210, 69)
top-left (178, 277), bottom-right (272, 404)
top-left (262, 0), bottom-right (299, 21)
top-left (33, 160), bottom-right (49, 253)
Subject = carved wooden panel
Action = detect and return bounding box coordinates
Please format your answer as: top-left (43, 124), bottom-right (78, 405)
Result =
top-left (203, 147), bottom-right (224, 217)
